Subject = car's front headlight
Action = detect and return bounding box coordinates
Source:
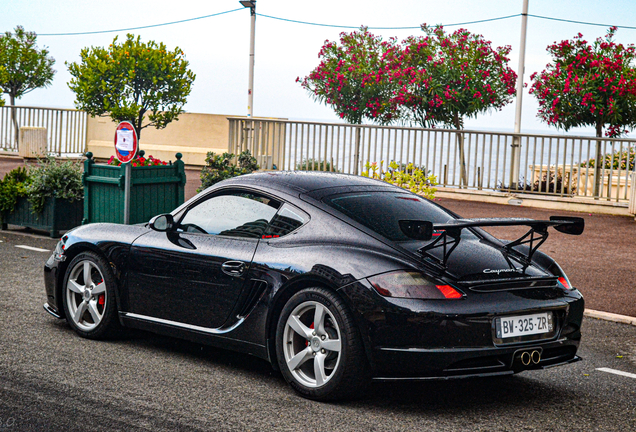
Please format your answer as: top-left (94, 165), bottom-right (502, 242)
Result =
top-left (367, 270), bottom-right (463, 300)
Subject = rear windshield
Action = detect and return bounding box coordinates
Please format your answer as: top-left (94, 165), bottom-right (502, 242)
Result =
top-left (323, 192), bottom-right (458, 241)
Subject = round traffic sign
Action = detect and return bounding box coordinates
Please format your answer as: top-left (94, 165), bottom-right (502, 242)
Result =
top-left (114, 121), bottom-right (138, 164)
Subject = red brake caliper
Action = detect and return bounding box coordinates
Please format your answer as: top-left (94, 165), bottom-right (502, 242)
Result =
top-left (305, 322), bottom-right (314, 346)
top-left (98, 294), bottom-right (105, 306)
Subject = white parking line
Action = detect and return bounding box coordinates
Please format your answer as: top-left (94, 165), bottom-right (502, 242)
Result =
top-left (15, 245), bottom-right (50, 253)
top-left (596, 367), bottom-right (636, 379)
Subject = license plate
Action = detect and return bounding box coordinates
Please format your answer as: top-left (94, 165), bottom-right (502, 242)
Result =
top-left (495, 312), bottom-right (553, 339)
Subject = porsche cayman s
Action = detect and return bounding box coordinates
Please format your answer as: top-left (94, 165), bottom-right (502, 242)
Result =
top-left (44, 172), bottom-right (585, 400)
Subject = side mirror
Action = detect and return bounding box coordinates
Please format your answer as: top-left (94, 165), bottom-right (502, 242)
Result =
top-left (550, 216), bottom-right (585, 235)
top-left (149, 214), bottom-right (174, 232)
top-left (399, 220), bottom-right (434, 241)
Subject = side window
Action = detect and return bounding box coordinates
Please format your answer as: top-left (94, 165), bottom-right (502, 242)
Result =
top-left (178, 192), bottom-right (280, 238)
top-left (264, 204), bottom-right (307, 238)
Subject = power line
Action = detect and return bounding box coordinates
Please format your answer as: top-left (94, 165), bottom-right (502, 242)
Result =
top-left (38, 8), bottom-right (243, 36)
top-left (255, 13), bottom-right (522, 29)
top-left (34, 9), bottom-right (636, 37)
top-left (528, 14), bottom-right (636, 30)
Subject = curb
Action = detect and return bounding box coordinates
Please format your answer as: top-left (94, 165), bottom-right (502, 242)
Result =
top-left (584, 309), bottom-right (636, 327)
top-left (0, 227), bottom-right (60, 241)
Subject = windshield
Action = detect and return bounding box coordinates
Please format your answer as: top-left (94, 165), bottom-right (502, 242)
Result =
top-left (323, 192), bottom-right (460, 241)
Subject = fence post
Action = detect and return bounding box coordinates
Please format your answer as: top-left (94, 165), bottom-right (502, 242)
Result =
top-left (82, 152), bottom-right (94, 224)
top-left (175, 153), bottom-right (185, 204)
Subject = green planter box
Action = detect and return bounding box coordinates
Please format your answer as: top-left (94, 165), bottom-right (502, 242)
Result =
top-left (1, 196), bottom-right (84, 238)
top-left (82, 151), bottom-right (186, 225)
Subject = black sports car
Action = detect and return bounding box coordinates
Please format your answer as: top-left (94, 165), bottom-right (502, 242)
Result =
top-left (43, 172), bottom-right (585, 400)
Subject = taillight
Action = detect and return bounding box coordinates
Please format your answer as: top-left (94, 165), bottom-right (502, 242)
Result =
top-left (367, 271), bottom-right (463, 300)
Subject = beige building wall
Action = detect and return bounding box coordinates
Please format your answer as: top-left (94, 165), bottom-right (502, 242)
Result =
top-left (86, 113), bottom-right (234, 166)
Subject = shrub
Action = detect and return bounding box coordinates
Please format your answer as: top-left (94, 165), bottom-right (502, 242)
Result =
top-left (295, 158), bottom-right (338, 172)
top-left (0, 166), bottom-right (29, 214)
top-left (198, 150), bottom-right (259, 192)
top-left (499, 172), bottom-right (576, 195)
top-left (26, 156), bottom-right (84, 214)
top-left (580, 149), bottom-right (635, 171)
top-left (361, 161), bottom-right (437, 199)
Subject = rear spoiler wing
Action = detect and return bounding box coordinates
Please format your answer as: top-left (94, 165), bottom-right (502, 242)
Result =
top-left (399, 216), bottom-right (584, 268)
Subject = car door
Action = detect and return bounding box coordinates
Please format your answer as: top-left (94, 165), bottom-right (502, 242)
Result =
top-left (127, 189), bottom-right (280, 329)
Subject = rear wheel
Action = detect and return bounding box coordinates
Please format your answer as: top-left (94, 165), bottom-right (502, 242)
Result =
top-left (275, 287), bottom-right (369, 400)
top-left (62, 251), bottom-right (121, 339)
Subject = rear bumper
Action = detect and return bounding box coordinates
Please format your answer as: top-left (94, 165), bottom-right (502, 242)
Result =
top-left (372, 355), bottom-right (581, 381)
top-left (338, 279), bottom-right (585, 379)
top-left (371, 338), bottom-right (580, 379)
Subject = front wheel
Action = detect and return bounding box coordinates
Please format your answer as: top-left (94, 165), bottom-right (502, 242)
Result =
top-left (62, 251), bottom-right (122, 339)
top-left (275, 287), bottom-right (369, 400)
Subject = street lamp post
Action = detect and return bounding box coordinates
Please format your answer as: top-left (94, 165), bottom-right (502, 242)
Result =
top-left (240, 1), bottom-right (256, 154)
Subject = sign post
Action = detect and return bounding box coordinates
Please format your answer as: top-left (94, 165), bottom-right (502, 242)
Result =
top-left (114, 121), bottom-right (138, 224)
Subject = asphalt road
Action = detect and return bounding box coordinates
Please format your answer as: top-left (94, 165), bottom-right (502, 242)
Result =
top-left (0, 231), bottom-right (635, 432)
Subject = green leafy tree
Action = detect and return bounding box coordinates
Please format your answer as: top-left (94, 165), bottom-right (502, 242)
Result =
top-left (67, 34), bottom-right (196, 140)
top-left (0, 26), bottom-right (56, 141)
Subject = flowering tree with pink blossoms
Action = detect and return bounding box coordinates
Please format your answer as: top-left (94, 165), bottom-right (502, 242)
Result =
top-left (392, 25), bottom-right (517, 130)
top-left (530, 27), bottom-right (636, 138)
top-left (299, 27), bottom-right (400, 125)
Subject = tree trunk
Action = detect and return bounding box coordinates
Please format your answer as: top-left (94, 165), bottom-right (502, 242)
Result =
top-left (593, 120), bottom-right (603, 198)
top-left (453, 113), bottom-right (468, 188)
top-left (10, 94), bottom-right (18, 150)
top-left (353, 126), bottom-right (362, 175)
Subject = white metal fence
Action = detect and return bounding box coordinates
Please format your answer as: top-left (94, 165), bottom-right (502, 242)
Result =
top-left (228, 117), bottom-right (636, 202)
top-left (0, 105), bottom-right (87, 155)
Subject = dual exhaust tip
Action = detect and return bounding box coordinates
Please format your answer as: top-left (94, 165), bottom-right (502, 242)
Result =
top-left (518, 349), bottom-right (541, 366)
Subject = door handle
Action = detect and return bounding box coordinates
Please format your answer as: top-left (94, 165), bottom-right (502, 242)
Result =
top-left (222, 261), bottom-right (246, 277)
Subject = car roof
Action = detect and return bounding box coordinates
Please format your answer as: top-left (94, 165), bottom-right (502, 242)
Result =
top-left (220, 171), bottom-right (394, 194)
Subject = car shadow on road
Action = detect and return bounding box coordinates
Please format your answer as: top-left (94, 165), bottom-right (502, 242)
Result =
top-left (46, 318), bottom-right (577, 410)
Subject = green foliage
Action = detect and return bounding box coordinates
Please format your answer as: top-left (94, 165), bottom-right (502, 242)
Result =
top-left (67, 34), bottom-right (196, 140)
top-left (361, 161), bottom-right (437, 199)
top-left (198, 150), bottom-right (259, 192)
top-left (580, 148), bottom-right (635, 171)
top-left (0, 167), bottom-right (29, 214)
top-left (295, 158), bottom-right (338, 172)
top-left (26, 156), bottom-right (84, 215)
top-left (0, 26), bottom-right (56, 104)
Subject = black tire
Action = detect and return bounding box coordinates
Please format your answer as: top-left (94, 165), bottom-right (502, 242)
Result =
top-left (275, 287), bottom-right (370, 401)
top-left (62, 251), bottom-right (122, 340)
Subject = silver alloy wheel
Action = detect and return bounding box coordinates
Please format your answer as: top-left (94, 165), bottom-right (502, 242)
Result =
top-left (65, 260), bottom-right (107, 332)
top-left (282, 301), bottom-right (342, 388)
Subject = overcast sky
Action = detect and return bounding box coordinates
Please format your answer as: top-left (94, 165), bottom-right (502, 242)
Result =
top-left (2, 0), bottom-right (636, 135)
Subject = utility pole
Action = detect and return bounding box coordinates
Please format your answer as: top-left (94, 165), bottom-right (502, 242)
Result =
top-left (510, 0), bottom-right (529, 190)
top-left (240, 1), bottom-right (256, 154)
